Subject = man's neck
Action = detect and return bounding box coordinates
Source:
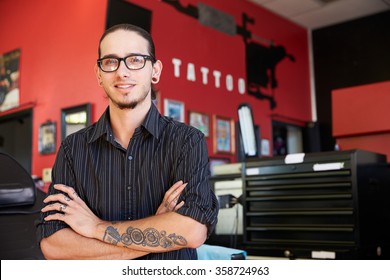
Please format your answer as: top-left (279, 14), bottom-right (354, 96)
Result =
top-left (109, 99), bottom-right (151, 148)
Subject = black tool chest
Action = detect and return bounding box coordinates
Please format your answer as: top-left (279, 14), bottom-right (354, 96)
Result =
top-left (242, 150), bottom-right (390, 259)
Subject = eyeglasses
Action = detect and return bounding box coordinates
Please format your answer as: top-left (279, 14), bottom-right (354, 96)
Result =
top-left (97, 54), bottom-right (155, 72)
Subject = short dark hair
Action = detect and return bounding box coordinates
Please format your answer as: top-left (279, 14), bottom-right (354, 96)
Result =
top-left (98, 24), bottom-right (158, 100)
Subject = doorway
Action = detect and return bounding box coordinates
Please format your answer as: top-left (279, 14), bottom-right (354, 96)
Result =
top-left (272, 120), bottom-right (303, 156)
top-left (0, 109), bottom-right (32, 173)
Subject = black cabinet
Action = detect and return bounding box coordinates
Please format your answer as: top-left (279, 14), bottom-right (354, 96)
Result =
top-left (242, 150), bottom-right (390, 259)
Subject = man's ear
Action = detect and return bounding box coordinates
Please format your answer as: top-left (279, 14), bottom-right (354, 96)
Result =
top-left (94, 64), bottom-right (103, 86)
top-left (152, 60), bottom-right (163, 84)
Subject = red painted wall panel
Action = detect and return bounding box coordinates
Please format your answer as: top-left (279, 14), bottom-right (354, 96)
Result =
top-left (0, 0), bottom-right (311, 176)
top-left (332, 81), bottom-right (390, 137)
top-left (332, 81), bottom-right (390, 161)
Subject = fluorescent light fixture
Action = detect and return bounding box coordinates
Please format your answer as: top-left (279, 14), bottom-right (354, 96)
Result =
top-left (238, 104), bottom-right (257, 157)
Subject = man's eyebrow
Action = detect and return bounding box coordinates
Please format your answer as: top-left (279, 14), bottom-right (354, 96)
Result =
top-left (100, 54), bottom-right (120, 59)
top-left (100, 53), bottom-right (144, 59)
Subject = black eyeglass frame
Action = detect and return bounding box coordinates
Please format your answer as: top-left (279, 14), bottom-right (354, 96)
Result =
top-left (97, 54), bottom-right (156, 72)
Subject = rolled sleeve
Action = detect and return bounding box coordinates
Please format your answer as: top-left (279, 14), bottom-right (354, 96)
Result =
top-left (174, 131), bottom-right (219, 237)
top-left (36, 143), bottom-right (73, 242)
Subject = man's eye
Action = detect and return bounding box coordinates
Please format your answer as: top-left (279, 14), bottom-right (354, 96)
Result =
top-left (129, 56), bottom-right (143, 63)
top-left (103, 59), bottom-right (118, 65)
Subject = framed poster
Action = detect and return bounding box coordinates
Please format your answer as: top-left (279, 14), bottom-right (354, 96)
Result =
top-left (164, 99), bottom-right (185, 122)
top-left (0, 48), bottom-right (21, 112)
top-left (61, 103), bottom-right (91, 140)
top-left (213, 115), bottom-right (235, 154)
top-left (189, 111), bottom-right (210, 137)
top-left (39, 121), bottom-right (56, 154)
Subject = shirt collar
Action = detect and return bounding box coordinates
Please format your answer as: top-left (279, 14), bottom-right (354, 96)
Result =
top-left (87, 104), bottom-right (162, 144)
top-left (142, 103), bottom-right (161, 139)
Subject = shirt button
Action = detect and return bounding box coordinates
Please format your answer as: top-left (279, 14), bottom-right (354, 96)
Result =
top-left (128, 217), bottom-right (132, 220)
top-left (128, 155), bottom-right (133, 160)
top-left (127, 185), bottom-right (131, 190)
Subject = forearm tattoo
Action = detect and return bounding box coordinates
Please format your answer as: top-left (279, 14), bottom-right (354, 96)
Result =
top-left (103, 225), bottom-right (188, 249)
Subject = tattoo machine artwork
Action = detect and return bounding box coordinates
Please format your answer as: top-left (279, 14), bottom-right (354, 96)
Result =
top-left (103, 225), bottom-right (187, 249)
top-left (160, 0), bottom-right (295, 109)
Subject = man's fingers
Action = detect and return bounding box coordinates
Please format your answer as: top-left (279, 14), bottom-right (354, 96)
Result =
top-left (165, 180), bottom-right (184, 197)
top-left (41, 202), bottom-right (67, 213)
top-left (155, 181), bottom-right (188, 215)
top-left (53, 184), bottom-right (79, 199)
top-left (53, 184), bottom-right (74, 193)
top-left (175, 182), bottom-right (188, 194)
top-left (43, 193), bottom-right (70, 204)
top-left (173, 183), bottom-right (187, 198)
top-left (174, 201), bottom-right (185, 211)
top-left (44, 212), bottom-right (66, 222)
top-left (165, 183), bottom-right (187, 207)
top-left (43, 184), bottom-right (80, 204)
top-left (165, 182), bottom-right (187, 201)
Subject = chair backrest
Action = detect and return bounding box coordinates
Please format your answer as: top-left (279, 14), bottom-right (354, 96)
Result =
top-left (0, 152), bottom-right (36, 207)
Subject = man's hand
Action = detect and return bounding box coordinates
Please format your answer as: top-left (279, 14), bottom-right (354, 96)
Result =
top-left (156, 180), bottom-right (187, 215)
top-left (41, 184), bottom-right (102, 239)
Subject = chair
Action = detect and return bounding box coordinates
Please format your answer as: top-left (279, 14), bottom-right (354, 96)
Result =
top-left (0, 152), bottom-right (45, 259)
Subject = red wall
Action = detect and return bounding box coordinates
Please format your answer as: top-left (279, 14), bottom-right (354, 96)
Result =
top-left (0, 0), bottom-right (311, 176)
top-left (332, 81), bottom-right (390, 160)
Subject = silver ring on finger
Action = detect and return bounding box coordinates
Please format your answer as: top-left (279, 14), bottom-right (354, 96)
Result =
top-left (60, 204), bottom-right (67, 212)
top-left (64, 195), bottom-right (71, 202)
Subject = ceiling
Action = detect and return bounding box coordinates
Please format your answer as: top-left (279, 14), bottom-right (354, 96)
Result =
top-left (247, 0), bottom-right (390, 29)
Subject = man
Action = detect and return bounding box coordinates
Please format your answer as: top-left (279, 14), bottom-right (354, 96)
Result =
top-left (37, 24), bottom-right (218, 260)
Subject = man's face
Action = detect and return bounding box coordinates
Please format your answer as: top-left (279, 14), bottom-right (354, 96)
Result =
top-left (96, 30), bottom-right (158, 110)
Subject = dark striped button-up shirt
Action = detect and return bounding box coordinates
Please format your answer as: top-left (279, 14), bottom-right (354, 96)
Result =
top-left (37, 104), bottom-right (218, 260)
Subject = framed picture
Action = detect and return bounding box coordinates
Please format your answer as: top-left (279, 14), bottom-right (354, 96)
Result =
top-left (213, 115), bottom-right (235, 154)
top-left (189, 111), bottom-right (210, 137)
top-left (39, 121), bottom-right (56, 154)
top-left (164, 99), bottom-right (185, 122)
top-left (61, 103), bottom-right (91, 140)
top-left (0, 48), bottom-right (21, 112)
top-left (209, 157), bottom-right (230, 176)
top-left (261, 138), bottom-right (270, 156)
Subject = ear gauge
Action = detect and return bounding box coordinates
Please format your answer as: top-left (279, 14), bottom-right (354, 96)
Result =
top-left (152, 77), bottom-right (158, 83)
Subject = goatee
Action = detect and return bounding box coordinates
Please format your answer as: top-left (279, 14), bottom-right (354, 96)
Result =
top-left (106, 87), bottom-right (150, 110)
top-left (116, 100), bottom-right (139, 110)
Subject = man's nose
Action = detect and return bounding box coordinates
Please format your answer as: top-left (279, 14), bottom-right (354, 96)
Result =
top-left (116, 60), bottom-right (130, 77)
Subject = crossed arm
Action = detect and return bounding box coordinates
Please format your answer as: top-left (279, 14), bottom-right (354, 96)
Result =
top-left (40, 182), bottom-right (207, 260)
